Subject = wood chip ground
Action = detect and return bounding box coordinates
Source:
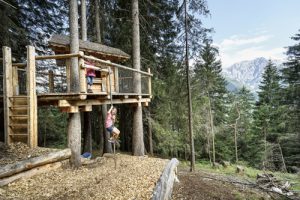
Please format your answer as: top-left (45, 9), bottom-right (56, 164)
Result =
top-left (0, 154), bottom-right (168, 200)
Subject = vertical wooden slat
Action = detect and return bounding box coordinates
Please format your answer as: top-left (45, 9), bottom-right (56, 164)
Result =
top-left (3, 46), bottom-right (13, 145)
top-left (66, 59), bottom-right (71, 92)
top-left (26, 46), bottom-right (38, 148)
top-left (114, 67), bottom-right (119, 93)
top-left (148, 68), bottom-right (152, 96)
top-left (12, 66), bottom-right (19, 95)
top-left (48, 70), bottom-right (54, 93)
top-left (78, 51), bottom-right (86, 93)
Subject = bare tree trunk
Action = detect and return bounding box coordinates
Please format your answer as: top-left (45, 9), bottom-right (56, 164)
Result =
top-left (83, 112), bottom-right (92, 153)
top-left (132, 0), bottom-right (144, 156)
top-left (95, 0), bottom-right (101, 43)
top-left (81, 0), bottom-right (87, 41)
top-left (206, 124), bottom-right (212, 165)
top-left (207, 94), bottom-right (215, 165)
top-left (234, 105), bottom-right (240, 163)
top-left (148, 108), bottom-right (153, 156)
top-left (184, 0), bottom-right (195, 172)
top-left (80, 0), bottom-right (93, 154)
top-left (68, 0), bottom-right (81, 168)
top-left (93, 0), bottom-right (110, 154)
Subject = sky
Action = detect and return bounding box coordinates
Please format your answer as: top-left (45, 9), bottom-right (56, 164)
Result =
top-left (202, 0), bottom-right (300, 68)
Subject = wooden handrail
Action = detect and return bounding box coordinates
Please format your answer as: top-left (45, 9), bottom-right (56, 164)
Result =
top-left (35, 53), bottom-right (81, 60)
top-left (83, 55), bottom-right (153, 77)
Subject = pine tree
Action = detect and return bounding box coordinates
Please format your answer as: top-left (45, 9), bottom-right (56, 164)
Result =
top-left (280, 30), bottom-right (300, 168)
top-left (193, 41), bottom-right (227, 164)
top-left (250, 60), bottom-right (282, 168)
top-left (0, 0), bottom-right (27, 58)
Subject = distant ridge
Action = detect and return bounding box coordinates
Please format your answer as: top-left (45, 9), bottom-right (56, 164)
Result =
top-left (222, 57), bottom-right (283, 93)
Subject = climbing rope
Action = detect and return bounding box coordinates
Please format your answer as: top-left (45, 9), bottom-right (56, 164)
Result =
top-left (108, 67), bottom-right (117, 169)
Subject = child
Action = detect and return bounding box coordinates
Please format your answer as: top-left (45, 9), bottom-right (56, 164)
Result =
top-left (105, 106), bottom-right (120, 142)
top-left (85, 60), bottom-right (96, 93)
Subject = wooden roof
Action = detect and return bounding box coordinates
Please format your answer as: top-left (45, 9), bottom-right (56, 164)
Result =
top-left (49, 34), bottom-right (130, 62)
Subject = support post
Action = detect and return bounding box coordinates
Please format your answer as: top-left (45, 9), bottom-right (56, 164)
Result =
top-left (26, 46), bottom-right (38, 148)
top-left (3, 46), bottom-right (13, 145)
top-left (114, 67), bottom-right (119, 93)
top-left (12, 67), bottom-right (19, 95)
top-left (148, 68), bottom-right (151, 96)
top-left (79, 51), bottom-right (86, 93)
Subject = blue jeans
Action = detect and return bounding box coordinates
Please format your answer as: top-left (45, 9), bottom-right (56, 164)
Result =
top-left (87, 76), bottom-right (94, 86)
top-left (106, 125), bottom-right (114, 134)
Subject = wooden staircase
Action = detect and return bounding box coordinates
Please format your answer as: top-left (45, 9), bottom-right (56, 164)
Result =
top-left (8, 96), bottom-right (29, 144)
top-left (3, 46), bottom-right (37, 148)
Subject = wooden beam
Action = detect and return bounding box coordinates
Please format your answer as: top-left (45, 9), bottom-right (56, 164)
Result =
top-left (0, 149), bottom-right (71, 179)
top-left (0, 162), bottom-right (63, 187)
top-left (80, 105), bottom-right (92, 112)
top-left (12, 63), bottom-right (26, 67)
top-left (35, 53), bottom-right (80, 60)
top-left (27, 46), bottom-right (38, 148)
top-left (60, 106), bottom-right (79, 113)
top-left (3, 46), bottom-right (13, 145)
top-left (79, 51), bottom-right (87, 93)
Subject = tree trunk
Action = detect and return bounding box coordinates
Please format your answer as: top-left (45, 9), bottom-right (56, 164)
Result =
top-left (234, 105), bottom-right (240, 163)
top-left (81, 0), bottom-right (92, 155)
top-left (132, 0), bottom-right (144, 156)
top-left (68, 0), bottom-right (81, 168)
top-left (83, 112), bottom-right (92, 153)
top-left (184, 0), bottom-right (195, 172)
top-left (207, 94), bottom-right (215, 165)
top-left (94, 0), bottom-right (108, 154)
top-left (81, 0), bottom-right (87, 41)
top-left (95, 0), bottom-right (101, 43)
top-left (148, 109), bottom-right (153, 156)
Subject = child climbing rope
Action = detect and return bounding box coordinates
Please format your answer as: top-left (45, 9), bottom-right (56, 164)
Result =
top-left (85, 60), bottom-right (96, 93)
top-left (105, 105), bottom-right (120, 143)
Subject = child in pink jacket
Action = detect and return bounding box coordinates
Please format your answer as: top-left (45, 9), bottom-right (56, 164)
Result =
top-left (85, 61), bottom-right (96, 93)
top-left (105, 106), bottom-right (120, 143)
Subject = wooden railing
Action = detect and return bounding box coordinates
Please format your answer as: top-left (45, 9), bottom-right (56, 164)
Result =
top-left (7, 47), bottom-right (153, 96)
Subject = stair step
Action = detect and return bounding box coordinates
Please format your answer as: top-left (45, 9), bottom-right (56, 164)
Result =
top-left (10, 115), bottom-right (28, 119)
top-left (10, 106), bottom-right (28, 110)
top-left (9, 124), bottom-right (28, 128)
top-left (9, 134), bottom-right (28, 137)
top-left (9, 96), bottom-right (29, 99)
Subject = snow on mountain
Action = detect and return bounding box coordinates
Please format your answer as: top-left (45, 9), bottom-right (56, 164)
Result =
top-left (222, 57), bottom-right (283, 93)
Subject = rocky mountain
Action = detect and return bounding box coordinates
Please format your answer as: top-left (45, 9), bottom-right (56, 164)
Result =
top-left (222, 57), bottom-right (283, 93)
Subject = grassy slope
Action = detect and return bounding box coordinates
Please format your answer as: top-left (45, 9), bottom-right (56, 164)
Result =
top-left (180, 161), bottom-right (300, 191)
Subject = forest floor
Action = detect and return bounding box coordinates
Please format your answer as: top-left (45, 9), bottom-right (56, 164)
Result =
top-left (172, 162), bottom-right (300, 200)
top-left (0, 143), bottom-right (168, 200)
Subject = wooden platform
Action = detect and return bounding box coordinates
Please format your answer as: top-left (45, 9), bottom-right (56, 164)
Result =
top-left (37, 92), bottom-right (151, 110)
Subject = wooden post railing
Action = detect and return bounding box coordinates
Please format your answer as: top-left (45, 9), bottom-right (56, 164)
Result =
top-left (3, 46), bottom-right (13, 145)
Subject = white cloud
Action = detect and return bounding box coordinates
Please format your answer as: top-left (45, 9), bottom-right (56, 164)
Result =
top-left (220, 47), bottom-right (285, 68)
top-left (216, 34), bottom-right (286, 68)
top-left (218, 34), bottom-right (272, 50)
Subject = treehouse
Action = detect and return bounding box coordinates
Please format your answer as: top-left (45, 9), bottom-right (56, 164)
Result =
top-left (1, 34), bottom-right (152, 148)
